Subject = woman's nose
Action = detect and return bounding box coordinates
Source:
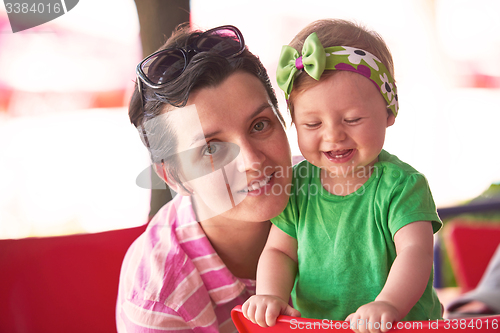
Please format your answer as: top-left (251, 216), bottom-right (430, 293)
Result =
top-left (236, 140), bottom-right (265, 173)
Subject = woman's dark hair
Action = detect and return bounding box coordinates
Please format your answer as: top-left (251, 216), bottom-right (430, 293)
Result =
top-left (130, 23), bottom-right (283, 187)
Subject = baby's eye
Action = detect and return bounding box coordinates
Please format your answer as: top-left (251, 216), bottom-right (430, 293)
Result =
top-left (345, 118), bottom-right (361, 124)
top-left (305, 122), bottom-right (321, 128)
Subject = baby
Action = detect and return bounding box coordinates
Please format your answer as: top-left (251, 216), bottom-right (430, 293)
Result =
top-left (242, 19), bottom-right (442, 333)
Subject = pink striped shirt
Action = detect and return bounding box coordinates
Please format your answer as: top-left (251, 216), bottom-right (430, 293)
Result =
top-left (116, 194), bottom-right (256, 333)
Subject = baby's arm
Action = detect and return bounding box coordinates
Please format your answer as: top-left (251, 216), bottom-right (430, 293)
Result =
top-left (242, 225), bottom-right (301, 327)
top-left (346, 221), bottom-right (434, 333)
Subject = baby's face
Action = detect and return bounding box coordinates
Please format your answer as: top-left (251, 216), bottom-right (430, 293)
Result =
top-left (292, 71), bottom-right (395, 181)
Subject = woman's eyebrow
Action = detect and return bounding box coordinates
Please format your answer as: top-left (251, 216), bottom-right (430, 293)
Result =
top-left (190, 131), bottom-right (219, 146)
top-left (190, 102), bottom-right (272, 145)
top-left (247, 102), bottom-right (272, 121)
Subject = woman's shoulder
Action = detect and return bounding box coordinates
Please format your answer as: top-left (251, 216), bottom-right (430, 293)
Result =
top-left (116, 206), bottom-right (215, 331)
top-left (117, 194), bottom-right (250, 329)
top-left (118, 195), bottom-right (207, 306)
top-left (151, 193), bottom-right (197, 228)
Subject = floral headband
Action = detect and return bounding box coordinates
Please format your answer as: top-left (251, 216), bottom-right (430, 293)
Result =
top-left (276, 32), bottom-right (398, 116)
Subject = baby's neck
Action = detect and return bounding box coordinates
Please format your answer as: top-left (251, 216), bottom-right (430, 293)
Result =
top-left (320, 165), bottom-right (375, 196)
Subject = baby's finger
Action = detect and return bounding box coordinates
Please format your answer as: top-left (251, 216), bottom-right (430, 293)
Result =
top-left (243, 301), bottom-right (257, 323)
top-left (241, 299), bottom-right (251, 318)
top-left (283, 305), bottom-right (301, 318)
top-left (367, 315), bottom-right (382, 333)
top-left (380, 313), bottom-right (395, 333)
top-left (265, 304), bottom-right (282, 327)
top-left (254, 304), bottom-right (270, 327)
top-left (347, 313), bottom-right (361, 333)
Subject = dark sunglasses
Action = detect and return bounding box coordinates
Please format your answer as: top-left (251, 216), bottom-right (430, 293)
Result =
top-left (136, 25), bottom-right (245, 95)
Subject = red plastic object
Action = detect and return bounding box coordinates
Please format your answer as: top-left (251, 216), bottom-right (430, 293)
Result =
top-left (232, 306), bottom-right (500, 332)
top-left (0, 224), bottom-right (147, 333)
top-left (445, 221), bottom-right (500, 292)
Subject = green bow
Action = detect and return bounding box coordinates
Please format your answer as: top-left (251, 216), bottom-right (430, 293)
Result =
top-left (276, 32), bottom-right (326, 99)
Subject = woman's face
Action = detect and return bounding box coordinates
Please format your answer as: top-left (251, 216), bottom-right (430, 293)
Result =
top-left (168, 71), bottom-right (292, 222)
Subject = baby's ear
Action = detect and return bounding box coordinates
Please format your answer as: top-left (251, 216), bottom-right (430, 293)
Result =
top-left (386, 110), bottom-right (396, 127)
top-left (152, 163), bottom-right (192, 196)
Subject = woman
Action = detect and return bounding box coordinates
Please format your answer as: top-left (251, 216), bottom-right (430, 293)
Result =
top-left (116, 24), bottom-right (292, 333)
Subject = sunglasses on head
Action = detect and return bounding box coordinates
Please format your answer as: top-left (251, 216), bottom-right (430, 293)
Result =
top-left (136, 25), bottom-right (245, 96)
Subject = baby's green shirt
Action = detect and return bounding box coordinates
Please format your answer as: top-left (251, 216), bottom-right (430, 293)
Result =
top-left (271, 150), bottom-right (442, 321)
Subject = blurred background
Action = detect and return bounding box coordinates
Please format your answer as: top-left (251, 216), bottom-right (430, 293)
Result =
top-left (1, 0), bottom-right (500, 239)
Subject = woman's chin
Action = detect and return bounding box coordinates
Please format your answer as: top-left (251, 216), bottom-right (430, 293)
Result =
top-left (237, 194), bottom-right (290, 222)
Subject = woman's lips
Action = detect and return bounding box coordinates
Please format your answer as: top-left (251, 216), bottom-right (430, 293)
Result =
top-left (323, 149), bottom-right (355, 163)
top-left (238, 173), bottom-right (274, 196)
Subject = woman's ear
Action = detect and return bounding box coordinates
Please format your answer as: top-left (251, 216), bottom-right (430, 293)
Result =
top-left (153, 162), bottom-right (193, 196)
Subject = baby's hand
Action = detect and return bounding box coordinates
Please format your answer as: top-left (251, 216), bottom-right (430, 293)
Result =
top-left (345, 301), bottom-right (399, 333)
top-left (242, 295), bottom-right (301, 327)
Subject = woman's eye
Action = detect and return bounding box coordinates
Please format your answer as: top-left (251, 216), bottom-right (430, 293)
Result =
top-left (252, 120), bottom-right (270, 132)
top-left (203, 143), bottom-right (218, 156)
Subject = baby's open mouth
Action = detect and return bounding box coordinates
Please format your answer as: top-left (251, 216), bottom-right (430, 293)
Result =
top-left (325, 149), bottom-right (353, 158)
top-left (323, 149), bottom-right (355, 162)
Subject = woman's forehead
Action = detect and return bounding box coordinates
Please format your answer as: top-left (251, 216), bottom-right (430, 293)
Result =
top-left (162, 105), bottom-right (207, 148)
top-left (184, 73), bottom-right (272, 132)
top-left (175, 102), bottom-right (275, 148)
